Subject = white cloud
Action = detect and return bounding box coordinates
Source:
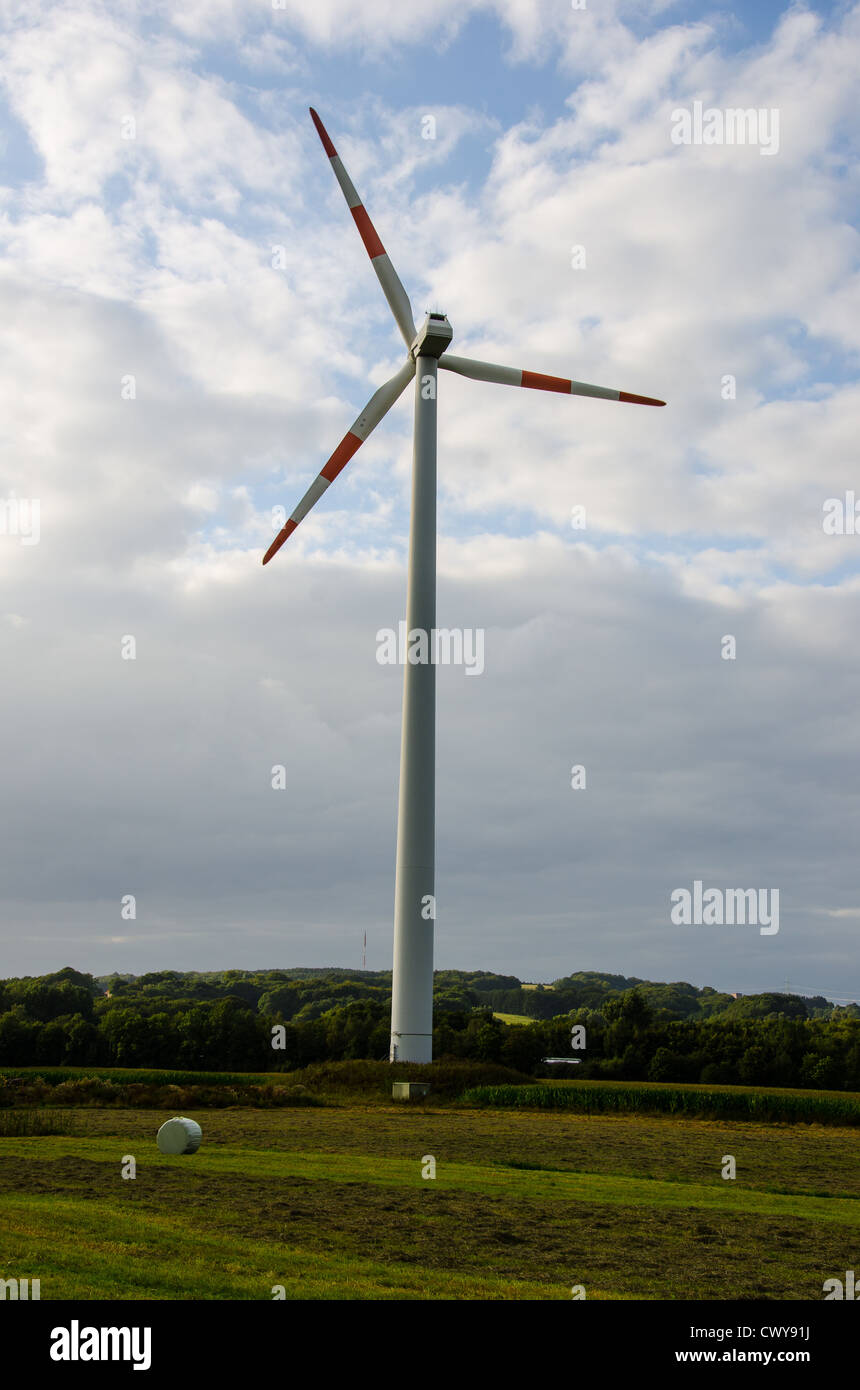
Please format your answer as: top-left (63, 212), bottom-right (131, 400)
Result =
top-left (1, 0), bottom-right (859, 994)
top-left (0, 8), bottom-right (302, 206)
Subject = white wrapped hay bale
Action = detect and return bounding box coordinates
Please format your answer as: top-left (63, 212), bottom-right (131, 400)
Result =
top-left (156, 1116), bottom-right (202, 1155)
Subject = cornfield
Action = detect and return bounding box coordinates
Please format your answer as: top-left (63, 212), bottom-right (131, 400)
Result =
top-left (461, 1081), bottom-right (860, 1125)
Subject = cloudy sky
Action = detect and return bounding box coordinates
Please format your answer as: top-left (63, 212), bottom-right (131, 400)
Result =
top-left (1, 0), bottom-right (858, 999)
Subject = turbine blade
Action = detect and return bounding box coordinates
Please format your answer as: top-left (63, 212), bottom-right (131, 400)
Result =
top-left (309, 107), bottom-right (416, 349)
top-left (263, 360), bottom-right (415, 565)
top-left (439, 354), bottom-right (666, 406)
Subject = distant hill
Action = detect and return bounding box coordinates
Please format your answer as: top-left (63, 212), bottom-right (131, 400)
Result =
top-left (73, 965), bottom-right (852, 1022)
top-left (0, 964), bottom-right (850, 1027)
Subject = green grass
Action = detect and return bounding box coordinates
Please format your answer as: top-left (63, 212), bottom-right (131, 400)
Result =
top-left (0, 1194), bottom-right (565, 1301)
top-left (492, 1013), bottom-right (533, 1025)
top-left (1, 1105), bottom-right (858, 1299)
top-left (4, 1133), bottom-right (860, 1225)
top-left (43, 1105), bottom-right (860, 1197)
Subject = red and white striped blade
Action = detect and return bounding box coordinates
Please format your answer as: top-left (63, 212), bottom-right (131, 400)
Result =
top-left (262, 360), bottom-right (415, 565)
top-left (439, 354), bottom-right (665, 406)
top-left (309, 108), bottom-right (416, 349)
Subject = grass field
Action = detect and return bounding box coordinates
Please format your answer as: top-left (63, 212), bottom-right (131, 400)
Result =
top-left (1, 1102), bottom-right (858, 1299)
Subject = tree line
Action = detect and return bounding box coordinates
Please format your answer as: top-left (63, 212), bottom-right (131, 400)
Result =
top-left (0, 966), bottom-right (857, 1088)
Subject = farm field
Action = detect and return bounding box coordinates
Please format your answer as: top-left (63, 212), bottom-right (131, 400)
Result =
top-left (1, 1103), bottom-right (858, 1300)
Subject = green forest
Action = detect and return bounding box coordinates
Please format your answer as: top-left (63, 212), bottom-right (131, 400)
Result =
top-left (0, 965), bottom-right (858, 1089)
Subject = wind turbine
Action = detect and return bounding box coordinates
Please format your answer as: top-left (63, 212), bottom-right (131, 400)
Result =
top-left (263, 108), bottom-right (666, 1064)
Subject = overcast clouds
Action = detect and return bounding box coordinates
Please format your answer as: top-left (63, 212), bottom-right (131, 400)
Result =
top-left (1, 0), bottom-right (858, 999)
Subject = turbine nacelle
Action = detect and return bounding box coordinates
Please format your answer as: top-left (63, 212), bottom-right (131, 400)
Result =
top-left (411, 312), bottom-right (453, 361)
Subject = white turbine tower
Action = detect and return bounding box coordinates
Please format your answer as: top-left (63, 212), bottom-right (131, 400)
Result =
top-left (264, 109), bottom-right (666, 1065)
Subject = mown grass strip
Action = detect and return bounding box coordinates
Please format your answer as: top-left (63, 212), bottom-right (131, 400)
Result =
top-left (4, 1136), bottom-right (860, 1228)
top-left (0, 1193), bottom-right (598, 1301)
top-left (0, 1109), bottom-right (75, 1137)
